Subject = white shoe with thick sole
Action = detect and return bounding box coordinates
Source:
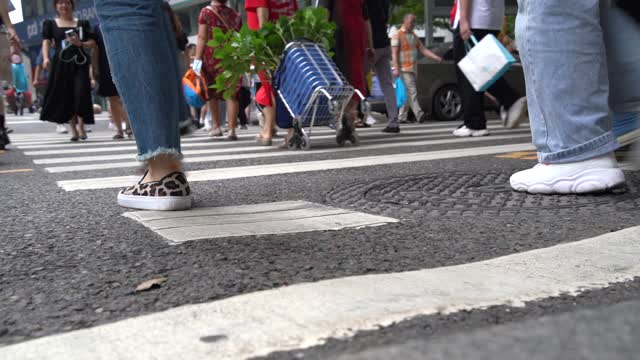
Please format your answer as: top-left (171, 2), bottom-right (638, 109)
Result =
top-left (453, 125), bottom-right (490, 137)
top-left (510, 153), bottom-right (626, 194)
top-left (501, 97), bottom-right (528, 129)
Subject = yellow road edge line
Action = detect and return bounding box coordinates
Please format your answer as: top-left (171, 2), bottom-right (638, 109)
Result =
top-left (0, 168), bottom-right (34, 174)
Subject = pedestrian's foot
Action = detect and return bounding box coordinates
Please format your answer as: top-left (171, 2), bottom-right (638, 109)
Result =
top-left (452, 125), bottom-right (490, 137)
top-left (79, 131), bottom-right (88, 140)
top-left (85, 127), bottom-right (93, 133)
top-left (382, 126), bottom-right (400, 134)
top-left (399, 119), bottom-right (413, 124)
top-left (209, 128), bottom-right (223, 137)
top-left (5, 128), bottom-right (13, 134)
top-left (240, 124), bottom-right (248, 130)
top-left (255, 134), bottom-right (272, 146)
top-left (226, 134), bottom-right (238, 141)
top-left (417, 114), bottom-right (429, 123)
top-left (510, 153), bottom-right (626, 194)
top-left (501, 97), bottom-right (528, 129)
top-left (56, 124), bottom-right (68, 134)
top-left (125, 128), bottom-right (134, 139)
top-left (117, 171), bottom-right (192, 211)
top-left (70, 135), bottom-right (79, 142)
top-left (113, 131), bottom-right (125, 140)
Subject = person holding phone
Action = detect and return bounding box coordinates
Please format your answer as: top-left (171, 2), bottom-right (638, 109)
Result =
top-left (40, 0), bottom-right (96, 142)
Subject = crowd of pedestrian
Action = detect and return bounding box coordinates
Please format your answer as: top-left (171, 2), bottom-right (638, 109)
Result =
top-left (1, 0), bottom-right (637, 210)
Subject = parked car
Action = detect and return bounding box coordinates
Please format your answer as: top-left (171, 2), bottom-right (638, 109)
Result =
top-left (369, 42), bottom-right (526, 121)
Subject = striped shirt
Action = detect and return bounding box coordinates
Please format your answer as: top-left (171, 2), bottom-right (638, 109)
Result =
top-left (391, 27), bottom-right (420, 73)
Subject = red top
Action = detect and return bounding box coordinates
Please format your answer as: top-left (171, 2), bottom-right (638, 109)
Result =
top-left (245, 0), bottom-right (298, 30)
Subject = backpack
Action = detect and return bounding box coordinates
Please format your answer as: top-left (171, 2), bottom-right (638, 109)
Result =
top-left (182, 69), bottom-right (209, 108)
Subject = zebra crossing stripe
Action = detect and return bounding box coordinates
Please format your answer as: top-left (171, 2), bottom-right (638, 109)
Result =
top-left (43, 133), bottom-right (533, 172)
top-left (1, 225), bottom-right (637, 360)
top-left (24, 126), bottom-right (519, 156)
top-left (56, 143), bottom-right (535, 191)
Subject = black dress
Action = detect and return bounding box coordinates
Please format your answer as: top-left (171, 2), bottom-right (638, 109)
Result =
top-left (93, 25), bottom-right (118, 98)
top-left (40, 19), bottom-right (95, 125)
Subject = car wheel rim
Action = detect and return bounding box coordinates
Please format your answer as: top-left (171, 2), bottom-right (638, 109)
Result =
top-left (439, 90), bottom-right (462, 118)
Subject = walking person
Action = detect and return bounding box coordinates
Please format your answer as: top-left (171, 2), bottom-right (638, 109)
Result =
top-left (0, 0), bottom-right (20, 150)
top-left (95, 0), bottom-right (192, 210)
top-left (193, 0), bottom-right (242, 141)
top-left (452, 0), bottom-right (526, 137)
top-left (365, 0), bottom-right (399, 133)
top-left (246, 0), bottom-right (299, 146)
top-left (321, 0), bottom-right (375, 141)
top-left (40, 0), bottom-right (96, 142)
top-left (509, 0), bottom-right (631, 194)
top-left (392, 13), bottom-right (443, 126)
top-left (92, 24), bottom-right (132, 140)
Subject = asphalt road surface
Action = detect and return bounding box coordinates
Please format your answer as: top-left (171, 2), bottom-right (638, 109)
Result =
top-left (1, 112), bottom-right (638, 360)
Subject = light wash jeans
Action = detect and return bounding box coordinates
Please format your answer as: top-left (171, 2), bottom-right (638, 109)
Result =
top-left (603, 3), bottom-right (640, 137)
top-left (95, 0), bottom-right (182, 161)
top-left (516, 0), bottom-right (618, 163)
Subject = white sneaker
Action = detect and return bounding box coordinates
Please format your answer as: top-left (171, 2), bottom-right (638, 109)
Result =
top-left (510, 153), bottom-right (626, 194)
top-left (453, 125), bottom-right (490, 137)
top-left (500, 97), bottom-right (528, 129)
top-left (56, 124), bottom-right (68, 134)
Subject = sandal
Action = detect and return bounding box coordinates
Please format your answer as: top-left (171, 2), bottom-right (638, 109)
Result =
top-left (255, 134), bottom-right (272, 146)
top-left (125, 128), bottom-right (134, 139)
top-left (226, 134), bottom-right (238, 141)
top-left (113, 131), bottom-right (125, 140)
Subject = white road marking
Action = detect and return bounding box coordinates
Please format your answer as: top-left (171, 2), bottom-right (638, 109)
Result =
top-left (3, 226), bottom-right (638, 360)
top-left (123, 201), bottom-right (398, 244)
top-left (43, 133), bottom-right (532, 172)
top-left (57, 143), bottom-right (535, 191)
top-left (25, 126), bottom-right (516, 156)
top-left (12, 123), bottom-right (460, 148)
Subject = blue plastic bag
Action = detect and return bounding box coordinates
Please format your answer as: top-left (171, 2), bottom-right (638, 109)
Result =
top-left (395, 77), bottom-right (407, 108)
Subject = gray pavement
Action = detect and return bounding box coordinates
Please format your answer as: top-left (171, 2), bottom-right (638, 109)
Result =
top-left (338, 300), bottom-right (640, 360)
top-left (1, 113), bottom-right (639, 359)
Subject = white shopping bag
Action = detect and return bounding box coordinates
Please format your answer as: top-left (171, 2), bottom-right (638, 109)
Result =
top-left (457, 34), bottom-right (516, 92)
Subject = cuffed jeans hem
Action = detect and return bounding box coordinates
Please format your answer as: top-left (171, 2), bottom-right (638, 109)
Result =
top-left (137, 148), bottom-right (183, 162)
top-left (538, 132), bottom-right (618, 164)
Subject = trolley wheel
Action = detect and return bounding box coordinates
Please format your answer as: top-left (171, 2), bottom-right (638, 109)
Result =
top-left (288, 134), bottom-right (301, 150)
top-left (300, 131), bottom-right (311, 150)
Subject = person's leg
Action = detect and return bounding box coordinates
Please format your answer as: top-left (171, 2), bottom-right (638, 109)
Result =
top-left (226, 98), bottom-right (239, 139)
top-left (516, 0), bottom-right (616, 163)
top-left (375, 47), bottom-right (398, 129)
top-left (602, 3), bottom-right (640, 140)
top-left (96, 0), bottom-right (190, 210)
top-left (403, 72), bottom-right (424, 122)
top-left (207, 99), bottom-right (222, 136)
top-left (453, 29), bottom-right (486, 131)
top-left (510, 0), bottom-right (624, 194)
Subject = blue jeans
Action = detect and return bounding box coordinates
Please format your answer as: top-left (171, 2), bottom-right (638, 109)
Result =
top-left (95, 0), bottom-right (182, 161)
top-left (603, 3), bottom-right (640, 138)
top-left (516, 0), bottom-right (618, 163)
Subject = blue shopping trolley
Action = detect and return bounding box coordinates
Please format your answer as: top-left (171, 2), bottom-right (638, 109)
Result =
top-left (273, 40), bottom-right (368, 150)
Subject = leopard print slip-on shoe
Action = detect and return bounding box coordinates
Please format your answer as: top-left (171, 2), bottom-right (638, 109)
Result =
top-left (117, 171), bottom-right (193, 211)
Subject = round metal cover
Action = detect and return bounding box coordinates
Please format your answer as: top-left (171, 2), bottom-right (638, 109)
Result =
top-left (326, 172), bottom-right (640, 217)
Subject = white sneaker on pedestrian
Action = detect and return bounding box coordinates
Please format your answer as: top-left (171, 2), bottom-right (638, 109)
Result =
top-left (500, 97), bottom-right (528, 129)
top-left (56, 124), bottom-right (68, 134)
top-left (510, 153), bottom-right (626, 194)
top-left (453, 125), bottom-right (490, 137)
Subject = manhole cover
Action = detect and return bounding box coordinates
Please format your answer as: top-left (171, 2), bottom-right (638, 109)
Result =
top-left (326, 172), bottom-right (640, 217)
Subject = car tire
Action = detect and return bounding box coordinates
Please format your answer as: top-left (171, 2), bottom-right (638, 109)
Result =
top-left (432, 84), bottom-right (463, 121)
